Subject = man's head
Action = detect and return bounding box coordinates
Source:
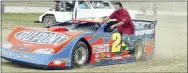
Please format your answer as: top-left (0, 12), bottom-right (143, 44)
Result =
top-left (114, 2), bottom-right (123, 11)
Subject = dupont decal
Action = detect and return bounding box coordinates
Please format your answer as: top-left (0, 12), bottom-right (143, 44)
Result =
top-left (15, 31), bottom-right (68, 44)
top-left (93, 44), bottom-right (110, 53)
top-left (135, 29), bottom-right (154, 36)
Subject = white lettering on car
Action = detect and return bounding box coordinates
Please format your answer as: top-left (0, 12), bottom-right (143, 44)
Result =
top-left (15, 31), bottom-right (68, 44)
top-left (2, 50), bottom-right (34, 60)
top-left (135, 29), bottom-right (154, 36)
top-left (93, 44), bottom-right (110, 53)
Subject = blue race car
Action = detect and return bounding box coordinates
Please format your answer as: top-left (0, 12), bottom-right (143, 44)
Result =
top-left (1, 19), bottom-right (157, 69)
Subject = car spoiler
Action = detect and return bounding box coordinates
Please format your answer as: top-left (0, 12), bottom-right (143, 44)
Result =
top-left (132, 19), bottom-right (157, 27)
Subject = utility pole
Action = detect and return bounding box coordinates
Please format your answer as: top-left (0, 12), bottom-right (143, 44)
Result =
top-left (152, 2), bottom-right (157, 18)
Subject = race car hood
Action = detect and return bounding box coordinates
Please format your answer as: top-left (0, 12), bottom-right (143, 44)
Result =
top-left (6, 26), bottom-right (82, 53)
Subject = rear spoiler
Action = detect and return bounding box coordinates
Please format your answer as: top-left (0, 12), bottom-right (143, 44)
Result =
top-left (132, 19), bottom-right (157, 27)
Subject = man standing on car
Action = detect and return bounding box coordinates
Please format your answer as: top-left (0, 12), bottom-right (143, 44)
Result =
top-left (103, 2), bottom-right (135, 50)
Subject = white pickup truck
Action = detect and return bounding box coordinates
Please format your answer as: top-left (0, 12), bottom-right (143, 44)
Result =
top-left (35, 0), bottom-right (139, 28)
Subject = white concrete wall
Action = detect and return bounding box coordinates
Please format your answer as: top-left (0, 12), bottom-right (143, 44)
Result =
top-left (2, 1), bottom-right (187, 16)
top-left (4, 6), bottom-right (50, 13)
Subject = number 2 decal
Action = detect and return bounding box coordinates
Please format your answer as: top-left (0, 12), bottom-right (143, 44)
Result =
top-left (111, 33), bottom-right (129, 52)
top-left (112, 33), bottom-right (121, 52)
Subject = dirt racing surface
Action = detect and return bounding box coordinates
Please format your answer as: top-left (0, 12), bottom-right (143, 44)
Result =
top-left (1, 13), bottom-right (187, 72)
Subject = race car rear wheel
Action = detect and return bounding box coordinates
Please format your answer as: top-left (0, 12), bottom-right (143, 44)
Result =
top-left (43, 15), bottom-right (56, 28)
top-left (72, 41), bottom-right (89, 68)
top-left (133, 40), bottom-right (146, 61)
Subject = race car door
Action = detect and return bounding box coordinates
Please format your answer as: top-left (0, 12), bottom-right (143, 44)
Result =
top-left (96, 28), bottom-right (130, 60)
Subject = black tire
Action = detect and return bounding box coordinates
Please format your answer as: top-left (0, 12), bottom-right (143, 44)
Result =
top-left (72, 41), bottom-right (89, 68)
top-left (43, 15), bottom-right (56, 28)
top-left (133, 40), bottom-right (146, 61)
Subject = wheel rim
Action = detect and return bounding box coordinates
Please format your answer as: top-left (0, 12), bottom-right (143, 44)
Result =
top-left (44, 18), bottom-right (54, 27)
top-left (134, 43), bottom-right (143, 59)
top-left (74, 47), bottom-right (87, 64)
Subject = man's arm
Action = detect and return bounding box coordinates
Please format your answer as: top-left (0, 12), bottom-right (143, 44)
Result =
top-left (114, 22), bottom-right (124, 27)
top-left (110, 21), bottom-right (124, 30)
top-left (103, 11), bottom-right (116, 22)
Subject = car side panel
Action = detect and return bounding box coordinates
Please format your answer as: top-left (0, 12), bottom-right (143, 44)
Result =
top-left (83, 32), bottom-right (136, 65)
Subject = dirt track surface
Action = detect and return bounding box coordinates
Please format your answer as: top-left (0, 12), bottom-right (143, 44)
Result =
top-left (1, 15), bottom-right (187, 72)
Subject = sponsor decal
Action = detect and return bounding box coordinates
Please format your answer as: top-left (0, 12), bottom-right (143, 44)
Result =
top-left (122, 54), bottom-right (132, 58)
top-left (2, 50), bottom-right (34, 60)
top-left (134, 22), bottom-right (154, 29)
top-left (98, 53), bottom-right (112, 62)
top-left (106, 53), bottom-right (111, 57)
top-left (15, 31), bottom-right (68, 44)
top-left (100, 53), bottom-right (107, 58)
top-left (13, 46), bottom-right (30, 51)
top-left (135, 29), bottom-right (154, 36)
top-left (95, 53), bottom-right (100, 58)
top-left (112, 56), bottom-right (123, 60)
top-left (59, 58), bottom-right (71, 63)
top-left (93, 44), bottom-right (110, 53)
top-left (134, 22), bottom-right (145, 29)
top-left (95, 58), bottom-right (101, 62)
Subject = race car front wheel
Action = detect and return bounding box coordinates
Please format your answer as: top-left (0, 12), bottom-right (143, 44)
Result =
top-left (43, 15), bottom-right (56, 28)
top-left (72, 41), bottom-right (89, 68)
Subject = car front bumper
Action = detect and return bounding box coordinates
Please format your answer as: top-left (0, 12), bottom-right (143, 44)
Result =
top-left (1, 47), bottom-right (71, 69)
